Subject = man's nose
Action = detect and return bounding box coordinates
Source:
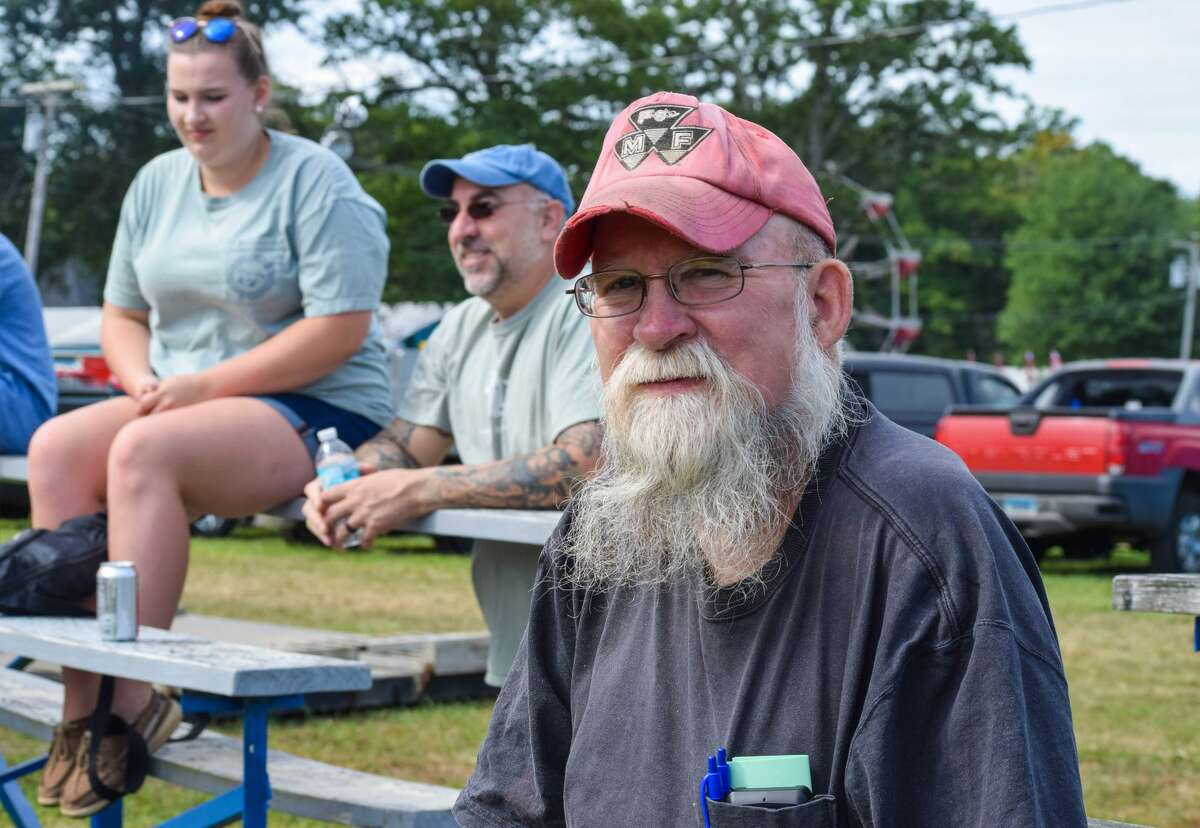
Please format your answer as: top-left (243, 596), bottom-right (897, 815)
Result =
top-left (632, 278), bottom-right (696, 352)
top-left (447, 208), bottom-right (478, 247)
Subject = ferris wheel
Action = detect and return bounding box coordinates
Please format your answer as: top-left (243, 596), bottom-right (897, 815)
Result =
top-left (827, 166), bottom-right (922, 352)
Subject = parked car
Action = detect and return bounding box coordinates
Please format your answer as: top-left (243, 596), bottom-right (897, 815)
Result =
top-left (43, 307), bottom-right (123, 413)
top-left (842, 353), bottom-right (1021, 438)
top-left (935, 359), bottom-right (1200, 571)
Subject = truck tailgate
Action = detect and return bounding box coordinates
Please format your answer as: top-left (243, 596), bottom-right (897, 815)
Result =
top-left (935, 411), bottom-right (1117, 475)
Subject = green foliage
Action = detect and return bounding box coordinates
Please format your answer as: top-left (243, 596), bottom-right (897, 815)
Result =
top-left (0, 0), bottom-right (304, 294)
top-left (1, 0), bottom-right (1192, 360)
top-left (324, 0), bottom-right (1036, 308)
top-left (998, 142), bottom-right (1183, 360)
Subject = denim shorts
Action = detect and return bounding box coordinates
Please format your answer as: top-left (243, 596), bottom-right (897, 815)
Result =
top-left (253, 393), bottom-right (383, 459)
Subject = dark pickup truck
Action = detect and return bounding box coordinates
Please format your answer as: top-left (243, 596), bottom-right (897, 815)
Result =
top-left (935, 359), bottom-right (1200, 572)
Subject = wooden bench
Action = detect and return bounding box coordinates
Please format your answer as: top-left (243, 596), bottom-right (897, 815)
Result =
top-left (1112, 573), bottom-right (1200, 650)
top-left (0, 617), bottom-right (458, 827)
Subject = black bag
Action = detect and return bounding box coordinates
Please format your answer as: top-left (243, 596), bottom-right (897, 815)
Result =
top-left (0, 511), bottom-right (107, 616)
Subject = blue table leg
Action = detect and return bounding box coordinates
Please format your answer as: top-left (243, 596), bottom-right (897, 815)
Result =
top-left (161, 693), bottom-right (301, 827)
top-left (91, 798), bottom-right (122, 827)
top-left (0, 752), bottom-right (44, 827)
top-left (242, 702), bottom-right (271, 828)
top-left (1194, 616), bottom-right (1198, 652)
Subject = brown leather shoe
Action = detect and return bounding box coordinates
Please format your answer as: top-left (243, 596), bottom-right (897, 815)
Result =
top-left (58, 689), bottom-right (182, 818)
top-left (36, 718), bottom-right (87, 806)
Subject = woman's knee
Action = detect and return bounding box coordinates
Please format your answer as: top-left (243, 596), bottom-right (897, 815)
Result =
top-left (107, 419), bottom-right (178, 490)
top-left (28, 415), bottom-right (94, 482)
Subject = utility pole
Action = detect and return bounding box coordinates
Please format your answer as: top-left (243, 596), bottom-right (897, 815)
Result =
top-left (19, 79), bottom-right (82, 279)
top-left (1177, 233), bottom-right (1200, 360)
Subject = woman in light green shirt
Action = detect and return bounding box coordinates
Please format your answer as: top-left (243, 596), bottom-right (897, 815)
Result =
top-left (25, 1), bottom-right (392, 816)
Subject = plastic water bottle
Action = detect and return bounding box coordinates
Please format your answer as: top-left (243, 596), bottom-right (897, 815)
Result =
top-left (315, 427), bottom-right (362, 548)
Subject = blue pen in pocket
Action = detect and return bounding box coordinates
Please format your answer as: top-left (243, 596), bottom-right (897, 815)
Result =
top-left (699, 748), bottom-right (812, 827)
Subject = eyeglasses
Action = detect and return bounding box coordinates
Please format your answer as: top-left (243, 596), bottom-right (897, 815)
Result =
top-left (437, 197), bottom-right (546, 225)
top-left (170, 16), bottom-right (237, 45)
top-left (566, 257), bottom-right (817, 318)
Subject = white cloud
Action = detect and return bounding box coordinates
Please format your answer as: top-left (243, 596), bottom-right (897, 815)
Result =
top-left (979, 0), bottom-right (1200, 195)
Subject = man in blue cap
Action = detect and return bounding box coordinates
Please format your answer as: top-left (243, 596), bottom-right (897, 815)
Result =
top-left (303, 144), bottom-right (601, 686)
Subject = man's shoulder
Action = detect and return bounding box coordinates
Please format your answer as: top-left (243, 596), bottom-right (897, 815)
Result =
top-left (839, 407), bottom-right (989, 522)
top-left (429, 296), bottom-right (494, 342)
top-left (831, 407), bottom-right (1053, 644)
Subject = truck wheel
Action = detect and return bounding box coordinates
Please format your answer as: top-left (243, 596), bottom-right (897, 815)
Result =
top-left (1152, 491), bottom-right (1200, 573)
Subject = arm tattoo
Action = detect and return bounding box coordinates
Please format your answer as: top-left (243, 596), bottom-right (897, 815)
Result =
top-left (356, 419), bottom-right (424, 470)
top-left (430, 420), bottom-right (603, 510)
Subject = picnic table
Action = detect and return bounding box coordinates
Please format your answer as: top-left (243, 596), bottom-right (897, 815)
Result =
top-left (1112, 573), bottom-right (1200, 650)
top-left (0, 616), bottom-right (372, 828)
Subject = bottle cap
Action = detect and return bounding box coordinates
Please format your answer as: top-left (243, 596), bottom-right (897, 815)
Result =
top-left (317, 427), bottom-right (339, 443)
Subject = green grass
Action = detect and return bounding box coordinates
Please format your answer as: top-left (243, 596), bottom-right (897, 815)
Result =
top-left (0, 521), bottom-right (1197, 826)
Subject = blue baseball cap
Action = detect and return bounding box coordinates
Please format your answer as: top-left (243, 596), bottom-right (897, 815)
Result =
top-left (419, 144), bottom-right (575, 215)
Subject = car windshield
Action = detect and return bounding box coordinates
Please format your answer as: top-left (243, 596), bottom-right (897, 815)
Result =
top-left (1029, 370), bottom-right (1182, 410)
top-left (969, 373), bottom-right (1021, 406)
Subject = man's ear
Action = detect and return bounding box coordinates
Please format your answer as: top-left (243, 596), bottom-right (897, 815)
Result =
top-left (807, 259), bottom-right (853, 351)
top-left (540, 199), bottom-right (566, 243)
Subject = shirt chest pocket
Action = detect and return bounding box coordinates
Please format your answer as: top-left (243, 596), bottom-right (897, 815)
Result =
top-left (225, 240), bottom-right (299, 320)
top-left (706, 795), bottom-right (837, 827)
top-left (226, 240), bottom-right (294, 302)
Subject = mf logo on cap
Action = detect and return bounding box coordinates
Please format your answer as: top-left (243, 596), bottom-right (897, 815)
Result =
top-left (614, 105), bottom-right (712, 171)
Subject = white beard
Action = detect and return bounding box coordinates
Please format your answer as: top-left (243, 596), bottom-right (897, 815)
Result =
top-left (563, 305), bottom-right (848, 591)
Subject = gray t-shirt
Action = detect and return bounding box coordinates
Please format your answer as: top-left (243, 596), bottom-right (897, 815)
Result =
top-left (399, 276), bottom-right (600, 687)
top-left (455, 401), bottom-right (1087, 828)
top-left (398, 276), bottom-right (599, 461)
top-left (104, 129), bottom-right (394, 426)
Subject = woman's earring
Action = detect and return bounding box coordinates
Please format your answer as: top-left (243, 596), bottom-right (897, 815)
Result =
top-left (255, 104), bottom-right (264, 113)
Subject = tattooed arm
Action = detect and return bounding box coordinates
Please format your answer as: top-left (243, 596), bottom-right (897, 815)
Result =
top-left (426, 419), bottom-right (602, 509)
top-left (303, 420), bottom-right (603, 548)
top-left (354, 416), bottom-right (454, 471)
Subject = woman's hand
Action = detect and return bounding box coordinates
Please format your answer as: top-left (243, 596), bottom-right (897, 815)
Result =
top-left (136, 373), bottom-right (215, 415)
top-left (130, 373), bottom-right (160, 401)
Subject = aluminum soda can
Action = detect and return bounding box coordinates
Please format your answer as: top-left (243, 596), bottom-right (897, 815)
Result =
top-left (96, 561), bottom-right (138, 641)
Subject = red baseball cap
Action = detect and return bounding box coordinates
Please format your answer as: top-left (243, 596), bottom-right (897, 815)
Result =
top-left (555, 91), bottom-right (836, 279)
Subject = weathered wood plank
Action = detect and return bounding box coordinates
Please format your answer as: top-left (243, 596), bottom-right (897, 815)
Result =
top-left (270, 499), bottom-right (560, 546)
top-left (0, 618), bottom-right (371, 697)
top-left (0, 669), bottom-right (458, 827)
top-left (369, 632), bottom-right (490, 677)
top-left (1112, 574), bottom-right (1200, 614)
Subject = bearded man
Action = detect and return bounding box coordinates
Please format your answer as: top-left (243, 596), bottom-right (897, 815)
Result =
top-left (453, 93), bottom-right (1087, 827)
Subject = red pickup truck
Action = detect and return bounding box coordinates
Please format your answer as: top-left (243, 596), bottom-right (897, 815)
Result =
top-left (934, 359), bottom-right (1200, 572)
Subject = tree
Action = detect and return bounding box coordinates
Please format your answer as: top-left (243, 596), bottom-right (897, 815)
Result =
top-left (0, 1), bottom-right (304, 296)
top-left (325, 0), bottom-right (1035, 315)
top-left (998, 142), bottom-right (1184, 359)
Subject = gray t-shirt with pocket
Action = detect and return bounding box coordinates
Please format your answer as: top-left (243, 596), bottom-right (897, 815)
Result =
top-left (455, 401), bottom-right (1087, 827)
top-left (397, 276), bottom-right (599, 463)
top-left (104, 129), bottom-right (394, 426)
top-left (399, 276), bottom-right (600, 686)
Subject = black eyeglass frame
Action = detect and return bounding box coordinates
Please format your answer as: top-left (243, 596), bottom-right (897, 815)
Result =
top-left (565, 257), bottom-right (819, 318)
top-left (437, 196), bottom-right (549, 225)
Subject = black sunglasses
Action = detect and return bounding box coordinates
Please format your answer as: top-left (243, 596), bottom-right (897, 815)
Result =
top-left (437, 197), bottom-right (545, 225)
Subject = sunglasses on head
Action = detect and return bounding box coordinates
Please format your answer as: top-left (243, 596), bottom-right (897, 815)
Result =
top-left (170, 16), bottom-right (237, 45)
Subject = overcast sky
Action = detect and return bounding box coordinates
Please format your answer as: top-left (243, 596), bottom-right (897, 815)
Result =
top-left (265, 0), bottom-right (1200, 196)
